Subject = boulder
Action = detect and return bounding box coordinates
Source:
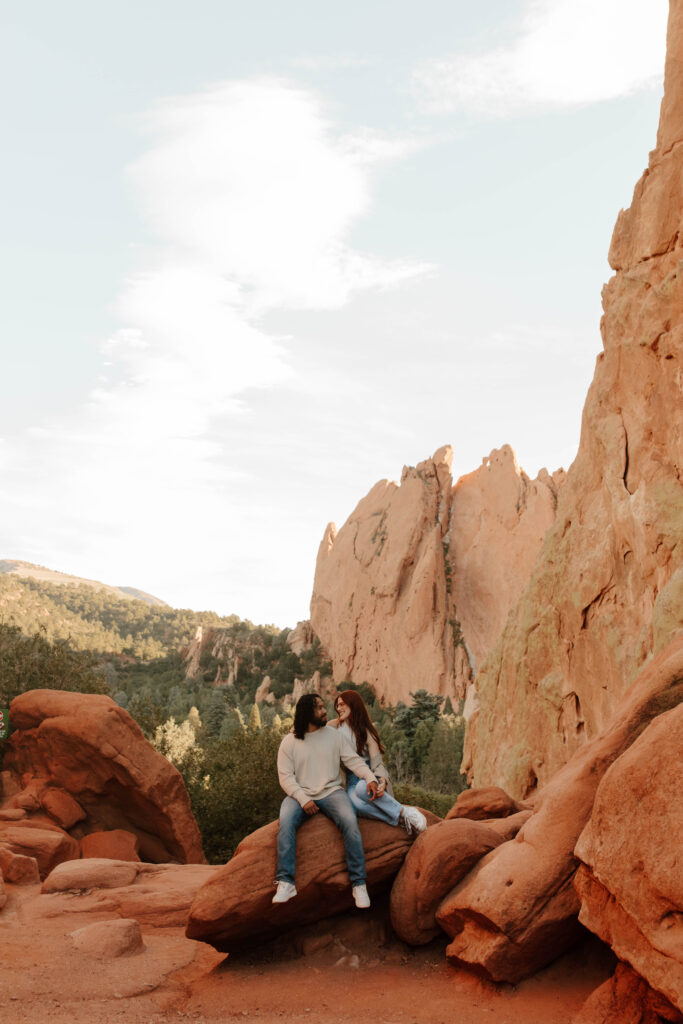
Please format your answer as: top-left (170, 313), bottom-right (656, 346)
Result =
top-left (435, 637), bottom-right (683, 983)
top-left (446, 786), bottom-right (525, 821)
top-left (0, 847), bottom-right (40, 884)
top-left (574, 703), bottom-right (683, 1013)
top-left (187, 811), bottom-right (438, 952)
top-left (390, 818), bottom-right (503, 945)
top-left (574, 962), bottom-right (683, 1024)
top-left (0, 822), bottom-right (79, 879)
top-left (465, 0), bottom-right (683, 798)
top-left (42, 858), bottom-right (139, 893)
top-left (482, 810), bottom-right (533, 842)
top-left (80, 829), bottom-right (140, 862)
top-left (40, 787), bottom-right (86, 829)
top-left (69, 918), bottom-right (144, 958)
top-left (5, 690), bottom-right (204, 864)
top-left (39, 861), bottom-right (218, 928)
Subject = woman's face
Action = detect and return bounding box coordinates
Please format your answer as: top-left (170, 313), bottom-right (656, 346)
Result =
top-left (335, 697), bottom-right (351, 722)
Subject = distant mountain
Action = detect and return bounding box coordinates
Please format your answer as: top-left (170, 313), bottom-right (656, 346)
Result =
top-left (0, 561), bottom-right (251, 658)
top-left (0, 560), bottom-right (167, 607)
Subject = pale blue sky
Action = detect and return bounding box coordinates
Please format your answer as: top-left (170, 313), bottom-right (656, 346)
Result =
top-left (0, 1), bottom-right (668, 625)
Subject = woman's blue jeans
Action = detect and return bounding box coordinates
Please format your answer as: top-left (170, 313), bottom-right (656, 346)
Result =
top-left (346, 772), bottom-right (402, 827)
top-left (275, 789), bottom-right (366, 886)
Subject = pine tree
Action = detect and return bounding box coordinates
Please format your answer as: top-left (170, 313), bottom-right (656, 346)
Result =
top-left (248, 703), bottom-right (262, 731)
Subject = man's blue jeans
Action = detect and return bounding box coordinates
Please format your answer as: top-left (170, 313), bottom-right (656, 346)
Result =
top-left (276, 789), bottom-right (366, 886)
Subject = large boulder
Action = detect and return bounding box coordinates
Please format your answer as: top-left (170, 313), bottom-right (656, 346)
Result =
top-left (0, 821), bottom-right (79, 879)
top-left (574, 703), bottom-right (683, 1013)
top-left (4, 690), bottom-right (204, 864)
top-left (446, 785), bottom-right (526, 821)
top-left (187, 810), bottom-right (438, 952)
top-left (390, 818), bottom-right (504, 945)
top-left (465, 0), bottom-right (683, 799)
top-left (435, 637), bottom-right (683, 983)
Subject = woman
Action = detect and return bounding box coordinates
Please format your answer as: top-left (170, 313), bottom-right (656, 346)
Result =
top-left (328, 690), bottom-right (427, 835)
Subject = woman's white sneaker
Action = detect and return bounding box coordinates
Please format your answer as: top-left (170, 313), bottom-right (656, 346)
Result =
top-left (402, 806), bottom-right (427, 835)
top-left (272, 881), bottom-right (297, 904)
top-left (352, 884), bottom-right (371, 908)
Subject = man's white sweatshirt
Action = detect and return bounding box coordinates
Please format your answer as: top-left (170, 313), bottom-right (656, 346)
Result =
top-left (277, 726), bottom-right (377, 807)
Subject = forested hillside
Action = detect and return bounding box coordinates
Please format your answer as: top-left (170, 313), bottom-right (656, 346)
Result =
top-left (0, 572), bottom-right (249, 657)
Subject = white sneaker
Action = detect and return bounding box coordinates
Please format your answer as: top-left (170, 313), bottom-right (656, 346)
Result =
top-left (352, 884), bottom-right (371, 909)
top-left (272, 880), bottom-right (297, 904)
top-left (401, 806), bottom-right (427, 835)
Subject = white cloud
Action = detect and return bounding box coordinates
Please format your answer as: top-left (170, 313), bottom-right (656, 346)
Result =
top-left (413, 0), bottom-right (668, 117)
top-left (0, 78), bottom-right (429, 623)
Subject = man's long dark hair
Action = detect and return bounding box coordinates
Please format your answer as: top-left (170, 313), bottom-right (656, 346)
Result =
top-left (293, 692), bottom-right (322, 740)
top-left (335, 689), bottom-right (385, 755)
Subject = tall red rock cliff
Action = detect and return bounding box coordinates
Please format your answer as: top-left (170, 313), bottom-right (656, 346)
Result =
top-left (310, 445), bottom-right (560, 705)
top-left (465, 3), bottom-right (683, 798)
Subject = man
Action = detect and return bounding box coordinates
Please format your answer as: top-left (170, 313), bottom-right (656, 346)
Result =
top-left (273, 692), bottom-right (379, 909)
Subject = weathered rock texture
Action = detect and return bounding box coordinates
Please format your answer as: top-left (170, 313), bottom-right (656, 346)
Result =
top-left (445, 785), bottom-right (527, 821)
top-left (187, 810), bottom-right (438, 952)
top-left (434, 637), bottom-right (683, 983)
top-left (3, 690), bottom-right (204, 865)
top-left (310, 445), bottom-right (559, 705)
top-left (310, 447), bottom-right (456, 704)
top-left (390, 818), bottom-right (504, 946)
top-left (465, 0), bottom-right (683, 798)
top-left (574, 962), bottom-right (683, 1024)
top-left (574, 703), bottom-right (683, 1013)
top-left (447, 446), bottom-right (563, 677)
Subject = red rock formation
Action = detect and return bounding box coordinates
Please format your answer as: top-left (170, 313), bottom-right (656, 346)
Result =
top-left (575, 962), bottom-right (683, 1024)
top-left (445, 785), bottom-right (526, 821)
top-left (390, 818), bottom-right (504, 945)
top-left (574, 703), bottom-right (683, 1013)
top-left (310, 447), bottom-right (455, 704)
top-left (4, 690), bottom-right (205, 865)
top-left (448, 446), bottom-right (563, 680)
top-left (310, 445), bottom-right (560, 706)
top-left (465, 0), bottom-right (683, 798)
top-left (187, 810), bottom-right (438, 952)
top-left (434, 636), bottom-right (683, 983)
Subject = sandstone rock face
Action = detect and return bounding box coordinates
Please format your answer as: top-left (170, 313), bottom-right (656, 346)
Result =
top-left (4, 690), bottom-right (204, 865)
top-left (574, 703), bottom-right (683, 1013)
top-left (574, 962), bottom-right (683, 1024)
top-left (434, 638), bottom-right (683, 983)
top-left (465, 1), bottom-right (683, 798)
top-left (310, 447), bottom-right (456, 704)
top-left (187, 811), bottom-right (438, 952)
top-left (390, 818), bottom-right (503, 945)
top-left (310, 445), bottom-right (560, 706)
top-left (287, 620), bottom-right (316, 656)
top-left (445, 786), bottom-right (526, 821)
top-left (448, 446), bottom-right (563, 677)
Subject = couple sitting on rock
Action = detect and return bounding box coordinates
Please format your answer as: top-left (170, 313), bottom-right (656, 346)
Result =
top-left (273, 690), bottom-right (427, 909)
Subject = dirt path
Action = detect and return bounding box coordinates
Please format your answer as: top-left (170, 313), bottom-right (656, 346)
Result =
top-left (0, 881), bottom-right (614, 1024)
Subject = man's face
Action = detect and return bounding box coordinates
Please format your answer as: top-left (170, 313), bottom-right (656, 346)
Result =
top-left (312, 698), bottom-right (327, 727)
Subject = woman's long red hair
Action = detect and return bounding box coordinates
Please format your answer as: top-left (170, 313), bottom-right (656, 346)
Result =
top-left (335, 689), bottom-right (385, 756)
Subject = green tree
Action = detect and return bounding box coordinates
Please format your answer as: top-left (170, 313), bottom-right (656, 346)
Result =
top-left (394, 689), bottom-right (444, 740)
top-left (248, 703), bottom-right (262, 731)
top-left (422, 718), bottom-right (467, 794)
top-left (0, 623), bottom-right (106, 707)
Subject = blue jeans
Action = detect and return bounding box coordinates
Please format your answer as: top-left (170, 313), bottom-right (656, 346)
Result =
top-left (347, 772), bottom-right (402, 827)
top-left (276, 788), bottom-right (366, 886)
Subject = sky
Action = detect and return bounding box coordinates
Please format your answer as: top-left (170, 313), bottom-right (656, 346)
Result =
top-left (0, 0), bottom-right (669, 627)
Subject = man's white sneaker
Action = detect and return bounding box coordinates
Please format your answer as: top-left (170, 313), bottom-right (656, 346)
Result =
top-left (352, 884), bottom-right (371, 909)
top-left (401, 806), bottom-right (427, 835)
top-left (272, 881), bottom-right (297, 904)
